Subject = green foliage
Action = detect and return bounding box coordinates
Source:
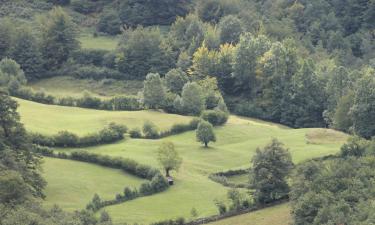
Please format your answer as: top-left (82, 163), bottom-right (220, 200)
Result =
top-left (280, 60), bottom-right (325, 128)
top-left (252, 139), bottom-right (293, 204)
top-left (196, 0), bottom-right (240, 23)
top-left (181, 82), bottom-right (205, 115)
top-left (97, 9), bottom-right (122, 35)
top-left (40, 7), bottom-right (78, 70)
top-left (119, 0), bottom-right (191, 27)
top-left (117, 27), bottom-right (174, 80)
top-left (0, 58), bottom-right (26, 89)
top-left (142, 73), bottom-right (166, 109)
top-left (233, 34), bottom-right (271, 93)
top-left (218, 15), bottom-right (243, 44)
top-left (157, 142), bottom-right (182, 177)
top-left (165, 68), bottom-right (189, 94)
top-left (333, 92), bottom-right (354, 132)
top-left (291, 157), bottom-right (375, 225)
top-left (196, 120), bottom-right (216, 147)
top-left (142, 121), bottom-right (159, 139)
top-left (352, 72), bottom-right (375, 138)
top-left (129, 128), bottom-right (142, 138)
top-left (340, 136), bottom-right (368, 158)
top-left (9, 27), bottom-right (44, 81)
top-left (201, 109), bottom-right (228, 126)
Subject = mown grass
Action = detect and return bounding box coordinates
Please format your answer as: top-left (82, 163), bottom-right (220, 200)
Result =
top-left (28, 76), bottom-right (143, 98)
top-left (207, 203), bottom-right (292, 225)
top-left (17, 99), bottom-right (348, 224)
top-left (42, 157), bottom-right (145, 211)
top-left (58, 117), bottom-right (346, 224)
top-left (16, 98), bottom-right (193, 136)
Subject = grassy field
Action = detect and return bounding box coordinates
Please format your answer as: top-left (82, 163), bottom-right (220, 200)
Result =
top-left (16, 98), bottom-right (193, 135)
top-left (17, 98), bottom-right (348, 224)
top-left (207, 203), bottom-right (292, 225)
top-left (43, 157), bottom-right (145, 211)
top-left (79, 35), bottom-right (120, 50)
top-left (28, 76), bottom-right (143, 98)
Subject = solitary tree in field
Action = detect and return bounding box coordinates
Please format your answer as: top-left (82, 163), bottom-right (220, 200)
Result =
top-left (251, 139), bottom-right (293, 204)
top-left (196, 120), bottom-right (216, 147)
top-left (157, 142), bottom-right (182, 177)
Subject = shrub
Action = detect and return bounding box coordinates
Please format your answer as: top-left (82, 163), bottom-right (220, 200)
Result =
top-left (151, 218), bottom-right (185, 225)
top-left (72, 65), bottom-right (122, 80)
top-left (129, 128), bottom-right (142, 138)
top-left (71, 49), bottom-right (108, 66)
top-left (150, 174), bottom-right (169, 193)
top-left (201, 110), bottom-right (229, 126)
top-left (76, 92), bottom-right (102, 109)
top-left (97, 10), bottom-right (122, 35)
top-left (140, 182), bottom-right (153, 196)
top-left (57, 96), bottom-right (76, 106)
top-left (143, 121), bottom-right (160, 139)
top-left (71, 0), bottom-right (97, 14)
top-left (111, 95), bottom-right (143, 110)
top-left (53, 131), bottom-right (79, 147)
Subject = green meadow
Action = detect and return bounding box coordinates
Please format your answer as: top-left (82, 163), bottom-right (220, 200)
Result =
top-left (15, 98), bottom-right (348, 224)
top-left (208, 203), bottom-right (292, 225)
top-left (16, 97), bottom-right (193, 136)
top-left (79, 35), bottom-right (120, 50)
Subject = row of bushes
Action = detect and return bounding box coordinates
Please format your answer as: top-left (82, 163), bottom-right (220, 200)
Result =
top-left (12, 87), bottom-right (143, 111)
top-left (33, 146), bottom-right (160, 180)
top-left (86, 173), bottom-right (169, 212)
top-left (29, 123), bottom-right (127, 147)
top-left (209, 168), bottom-right (251, 189)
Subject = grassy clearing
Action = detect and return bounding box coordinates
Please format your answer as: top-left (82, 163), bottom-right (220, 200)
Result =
top-left (17, 98), bottom-right (348, 224)
top-left (54, 117), bottom-right (347, 224)
top-left (16, 98), bottom-right (193, 135)
top-left (28, 76), bottom-right (143, 98)
top-left (226, 174), bottom-right (249, 186)
top-left (42, 157), bottom-right (145, 211)
top-left (207, 203), bottom-right (292, 225)
top-left (79, 35), bottom-right (120, 50)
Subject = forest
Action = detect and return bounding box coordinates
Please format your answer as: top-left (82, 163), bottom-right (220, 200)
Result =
top-left (0, 0), bottom-right (374, 225)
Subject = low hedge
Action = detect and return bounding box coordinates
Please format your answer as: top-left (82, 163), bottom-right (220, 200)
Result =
top-left (33, 146), bottom-right (170, 212)
top-left (209, 168), bottom-right (252, 189)
top-left (29, 123), bottom-right (127, 148)
top-left (12, 87), bottom-right (144, 111)
top-left (33, 146), bottom-right (159, 180)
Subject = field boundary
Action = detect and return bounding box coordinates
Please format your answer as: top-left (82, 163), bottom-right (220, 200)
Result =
top-left (186, 198), bottom-right (290, 225)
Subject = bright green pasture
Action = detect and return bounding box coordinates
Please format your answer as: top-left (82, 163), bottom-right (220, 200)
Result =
top-left (53, 116), bottom-right (347, 224)
top-left (42, 157), bottom-right (144, 211)
top-left (28, 76), bottom-right (143, 98)
top-left (16, 98), bottom-right (193, 135)
top-left (79, 35), bottom-right (119, 50)
top-left (207, 203), bottom-right (292, 225)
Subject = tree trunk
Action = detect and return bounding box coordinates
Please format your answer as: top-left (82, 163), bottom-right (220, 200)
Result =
top-left (165, 168), bottom-right (170, 177)
top-left (205, 142), bottom-right (208, 148)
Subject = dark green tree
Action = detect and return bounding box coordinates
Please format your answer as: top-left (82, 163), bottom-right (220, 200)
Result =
top-left (117, 27), bottom-right (174, 80)
top-left (352, 72), bottom-right (375, 138)
top-left (40, 7), bottom-right (78, 70)
top-left (218, 15), bottom-right (243, 44)
top-left (251, 139), bottom-right (293, 204)
top-left (10, 27), bottom-right (44, 80)
top-left (181, 82), bottom-right (205, 115)
top-left (165, 68), bottom-right (189, 94)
